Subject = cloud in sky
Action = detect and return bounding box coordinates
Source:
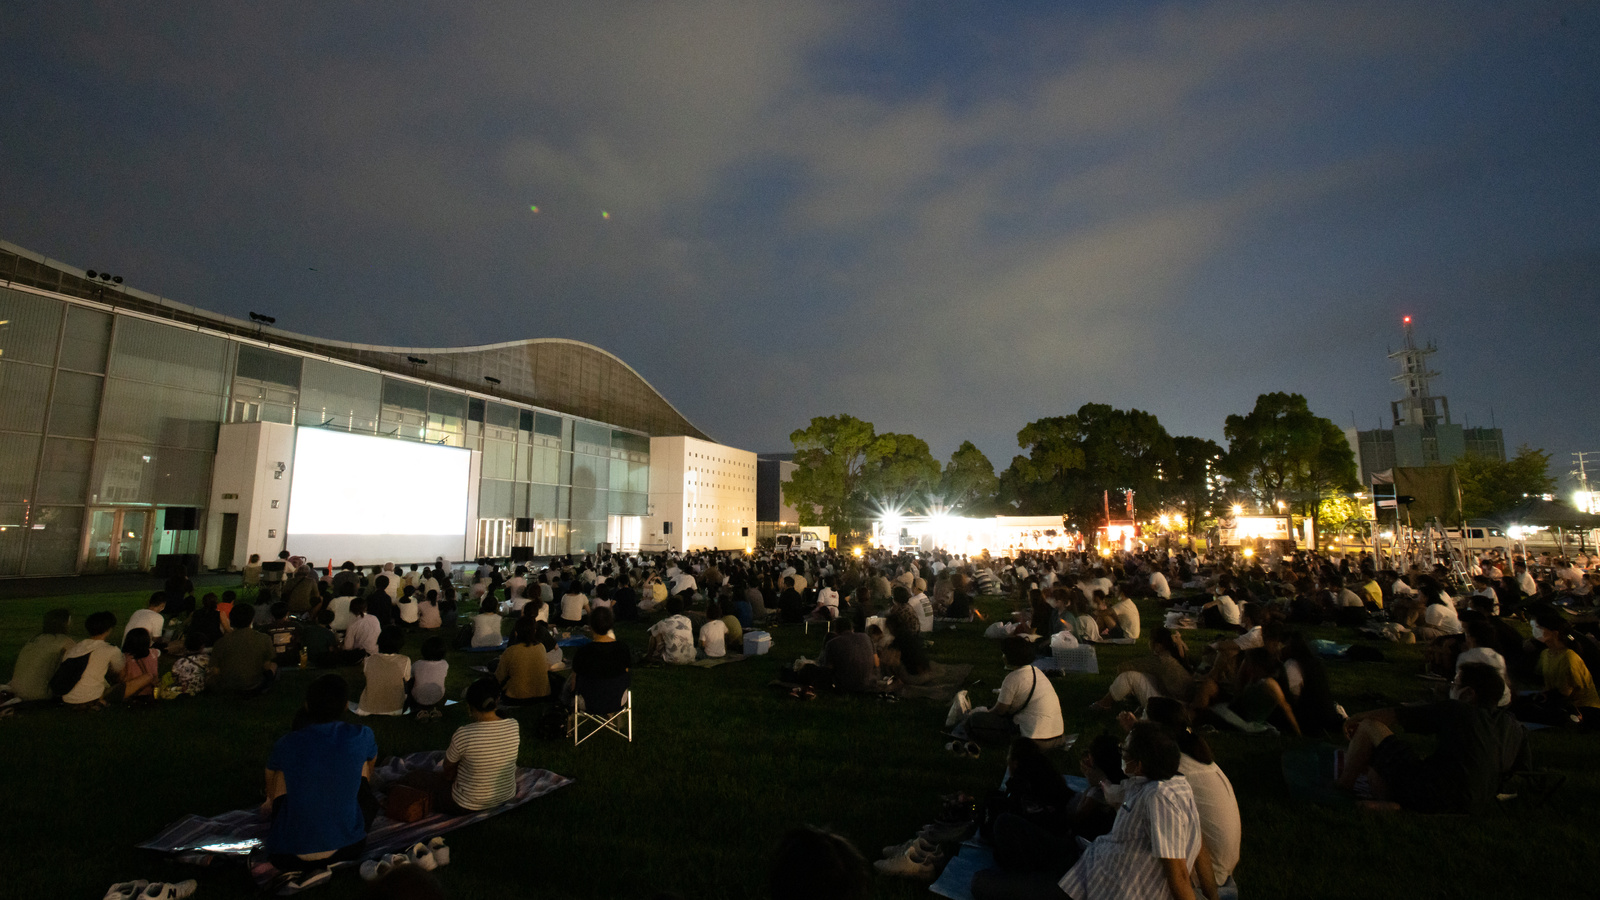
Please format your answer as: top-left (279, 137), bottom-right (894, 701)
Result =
top-left (1, 1), bottom-right (1596, 475)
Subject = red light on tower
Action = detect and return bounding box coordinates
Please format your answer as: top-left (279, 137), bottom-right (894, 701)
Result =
top-left (1403, 316), bottom-right (1411, 324)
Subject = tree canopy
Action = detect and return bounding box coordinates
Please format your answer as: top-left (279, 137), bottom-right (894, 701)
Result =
top-left (999, 404), bottom-right (1177, 531)
top-left (1456, 444), bottom-right (1555, 520)
top-left (1221, 392), bottom-right (1358, 544)
top-left (940, 441), bottom-right (1000, 514)
top-left (782, 416), bottom-right (940, 535)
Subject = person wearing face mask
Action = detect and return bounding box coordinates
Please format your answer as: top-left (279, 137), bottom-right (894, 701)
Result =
top-left (1513, 613), bottom-right (1600, 728)
top-left (1336, 663), bottom-right (1528, 813)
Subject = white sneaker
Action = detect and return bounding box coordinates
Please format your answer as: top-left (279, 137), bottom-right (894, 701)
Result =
top-left (406, 841), bottom-right (438, 871)
top-left (104, 880), bottom-right (148, 900)
top-left (881, 836), bottom-right (936, 859)
top-left (872, 851), bottom-right (937, 879)
top-left (275, 868), bottom-right (331, 895)
top-left (359, 857), bottom-right (392, 882)
top-left (427, 836), bottom-right (451, 867)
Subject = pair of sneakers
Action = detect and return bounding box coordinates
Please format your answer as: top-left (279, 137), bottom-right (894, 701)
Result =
top-left (104, 880), bottom-right (197, 900)
top-left (873, 837), bottom-right (946, 879)
top-left (359, 838), bottom-right (451, 881)
top-left (945, 740), bottom-right (980, 758)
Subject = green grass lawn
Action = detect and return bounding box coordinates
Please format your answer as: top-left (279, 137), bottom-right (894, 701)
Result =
top-left (2, 588), bottom-right (1596, 900)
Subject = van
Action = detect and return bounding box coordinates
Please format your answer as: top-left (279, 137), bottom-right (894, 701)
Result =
top-left (1445, 526), bottom-right (1513, 556)
top-left (776, 531), bottom-right (825, 552)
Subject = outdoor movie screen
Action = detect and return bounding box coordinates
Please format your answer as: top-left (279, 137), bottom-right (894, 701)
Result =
top-left (286, 427), bottom-right (471, 565)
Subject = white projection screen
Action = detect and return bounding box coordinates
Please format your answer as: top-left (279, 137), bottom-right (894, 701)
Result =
top-left (286, 427), bottom-right (471, 565)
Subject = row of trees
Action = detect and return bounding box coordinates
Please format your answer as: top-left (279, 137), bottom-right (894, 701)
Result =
top-left (782, 394), bottom-right (1556, 543)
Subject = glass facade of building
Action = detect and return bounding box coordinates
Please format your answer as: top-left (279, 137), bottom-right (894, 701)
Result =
top-left (0, 284), bottom-right (653, 575)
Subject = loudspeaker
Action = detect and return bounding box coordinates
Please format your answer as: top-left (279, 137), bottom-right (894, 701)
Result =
top-left (662, 521), bottom-right (672, 534)
top-left (515, 517), bottom-right (534, 532)
top-left (155, 553), bottom-right (200, 577)
top-left (164, 507), bottom-right (200, 530)
top-left (511, 546), bottom-right (535, 562)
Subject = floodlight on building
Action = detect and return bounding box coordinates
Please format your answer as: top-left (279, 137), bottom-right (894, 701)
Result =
top-left (407, 356), bottom-right (428, 366)
top-left (1231, 504), bottom-right (1244, 516)
top-left (248, 312), bottom-right (276, 325)
top-left (483, 376), bottom-right (501, 385)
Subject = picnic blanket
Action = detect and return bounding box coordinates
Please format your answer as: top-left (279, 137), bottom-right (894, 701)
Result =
top-left (139, 751), bottom-right (572, 891)
top-left (689, 653), bottom-right (748, 668)
top-left (897, 662), bottom-right (974, 701)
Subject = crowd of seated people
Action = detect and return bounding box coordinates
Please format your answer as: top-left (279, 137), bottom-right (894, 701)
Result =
top-left (7, 540), bottom-right (1599, 900)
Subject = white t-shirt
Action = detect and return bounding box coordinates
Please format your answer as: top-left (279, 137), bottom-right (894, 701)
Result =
top-left (1111, 598), bottom-right (1141, 640)
top-left (125, 608), bottom-right (165, 644)
top-left (1282, 658), bottom-right (1304, 697)
top-left (1076, 613), bottom-right (1101, 643)
top-left (61, 638), bottom-right (125, 705)
top-left (699, 619), bottom-right (728, 658)
top-left (1338, 589), bottom-right (1365, 608)
top-left (995, 664), bottom-right (1063, 739)
top-left (1233, 626), bottom-right (1263, 651)
top-left (359, 653), bottom-right (412, 715)
top-left (816, 587), bottom-right (840, 610)
top-left (1214, 595), bottom-right (1240, 625)
top-left (506, 576), bottom-right (528, 600)
top-left (559, 593), bottom-right (588, 622)
top-left (1455, 646), bottom-right (1512, 706)
top-left (470, 613), bottom-right (505, 647)
top-left (1423, 603), bottom-right (1462, 635)
top-left (343, 614), bottom-right (381, 656)
top-left (329, 597), bottom-right (356, 632)
top-left (396, 597), bottom-right (419, 624)
top-left (411, 658), bottom-right (449, 706)
top-left (1149, 572), bottom-right (1171, 600)
top-left (1178, 754), bottom-right (1241, 886)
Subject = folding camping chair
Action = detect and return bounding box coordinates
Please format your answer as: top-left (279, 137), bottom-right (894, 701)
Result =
top-left (573, 672), bottom-right (632, 745)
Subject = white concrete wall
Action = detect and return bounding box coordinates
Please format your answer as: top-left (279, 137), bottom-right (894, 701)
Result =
top-left (204, 421), bottom-right (297, 570)
top-left (644, 436), bottom-right (758, 553)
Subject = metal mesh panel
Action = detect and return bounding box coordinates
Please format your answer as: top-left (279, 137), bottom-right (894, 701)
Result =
top-left (47, 371), bottom-right (102, 437)
top-left (110, 317), bottom-right (229, 393)
top-left (0, 361), bottom-right (52, 433)
top-left (0, 288), bottom-right (62, 365)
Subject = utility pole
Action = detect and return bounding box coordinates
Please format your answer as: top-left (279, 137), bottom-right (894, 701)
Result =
top-left (1573, 451), bottom-right (1599, 514)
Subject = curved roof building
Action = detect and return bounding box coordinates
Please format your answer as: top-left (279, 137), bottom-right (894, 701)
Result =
top-left (0, 239), bottom-right (710, 575)
top-left (0, 241), bottom-right (710, 441)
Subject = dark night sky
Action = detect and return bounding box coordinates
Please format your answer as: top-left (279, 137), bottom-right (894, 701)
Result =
top-left (3, 2), bottom-right (1597, 488)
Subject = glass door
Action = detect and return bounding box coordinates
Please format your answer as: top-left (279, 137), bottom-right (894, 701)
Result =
top-left (86, 508), bottom-right (151, 573)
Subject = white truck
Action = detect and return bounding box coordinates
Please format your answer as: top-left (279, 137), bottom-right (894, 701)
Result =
top-left (776, 529), bottom-right (828, 552)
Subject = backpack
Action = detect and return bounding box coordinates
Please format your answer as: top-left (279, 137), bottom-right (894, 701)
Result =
top-left (534, 706), bottom-right (571, 741)
top-left (48, 653), bottom-right (91, 698)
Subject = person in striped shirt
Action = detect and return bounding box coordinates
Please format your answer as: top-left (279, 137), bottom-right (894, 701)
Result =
top-left (1058, 722), bottom-right (1211, 900)
top-left (442, 678), bottom-right (521, 812)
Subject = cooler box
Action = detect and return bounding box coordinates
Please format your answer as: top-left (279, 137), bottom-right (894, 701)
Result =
top-left (743, 631), bottom-right (772, 656)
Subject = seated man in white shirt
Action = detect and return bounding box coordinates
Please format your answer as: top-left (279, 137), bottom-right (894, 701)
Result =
top-left (1108, 593), bottom-right (1142, 641)
top-left (1149, 569), bottom-right (1171, 601)
top-left (958, 638), bottom-right (1065, 749)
